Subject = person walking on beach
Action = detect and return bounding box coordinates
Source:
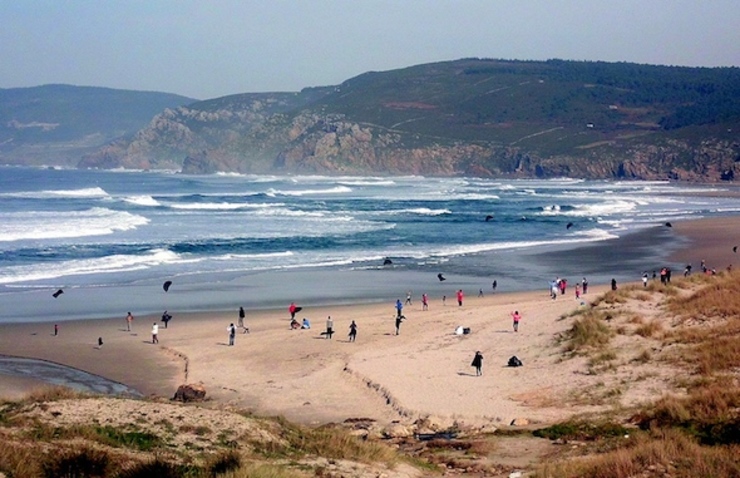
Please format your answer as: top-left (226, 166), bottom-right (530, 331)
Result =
top-left (54, 324), bottom-right (59, 336)
top-left (348, 320), bottom-right (357, 342)
top-left (582, 277), bottom-right (588, 294)
top-left (492, 280), bottom-right (497, 293)
top-left (289, 302), bottom-right (298, 320)
top-left (611, 278), bottom-right (618, 291)
top-left (478, 288), bottom-right (483, 297)
top-left (642, 272), bottom-right (649, 287)
top-left (161, 311), bottom-right (172, 328)
top-left (405, 291), bottom-right (412, 305)
top-left (151, 323), bottom-right (159, 344)
top-left (395, 299), bottom-right (403, 318)
top-left (227, 323), bottom-right (236, 346)
top-left (550, 280), bottom-right (558, 300)
top-left (511, 310), bottom-right (521, 332)
top-left (238, 306), bottom-right (249, 333)
top-left (422, 293), bottom-right (429, 311)
top-left (325, 316), bottom-right (334, 339)
top-left (395, 314), bottom-right (404, 335)
top-left (575, 284), bottom-right (581, 300)
top-left (126, 312), bottom-right (134, 332)
top-left (471, 351), bottom-right (483, 376)
top-left (457, 289), bottom-right (464, 307)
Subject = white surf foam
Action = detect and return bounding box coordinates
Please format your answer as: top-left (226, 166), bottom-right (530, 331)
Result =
top-left (0, 208), bottom-right (149, 242)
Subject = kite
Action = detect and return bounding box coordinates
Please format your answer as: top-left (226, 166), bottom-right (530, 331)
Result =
top-left (733, 246), bottom-right (737, 253)
top-left (52, 289), bottom-right (64, 298)
top-left (485, 215), bottom-right (493, 222)
top-left (383, 257), bottom-right (393, 266)
top-left (665, 222), bottom-right (672, 228)
top-left (163, 280), bottom-right (173, 292)
top-left (566, 222), bottom-right (574, 229)
top-left (437, 273), bottom-right (446, 281)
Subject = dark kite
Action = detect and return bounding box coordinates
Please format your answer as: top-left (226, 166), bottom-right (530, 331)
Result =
top-left (485, 215), bottom-right (493, 222)
top-left (566, 222), bottom-right (574, 229)
top-left (52, 289), bottom-right (64, 298)
top-left (163, 280), bottom-right (173, 292)
top-left (437, 273), bottom-right (446, 281)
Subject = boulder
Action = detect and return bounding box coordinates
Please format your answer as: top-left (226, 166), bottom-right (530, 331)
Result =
top-left (414, 414), bottom-right (453, 432)
top-left (382, 422), bottom-right (412, 439)
top-left (510, 417), bottom-right (530, 427)
top-left (173, 383), bottom-right (206, 402)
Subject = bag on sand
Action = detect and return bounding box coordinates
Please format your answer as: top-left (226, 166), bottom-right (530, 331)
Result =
top-left (508, 355), bottom-right (523, 367)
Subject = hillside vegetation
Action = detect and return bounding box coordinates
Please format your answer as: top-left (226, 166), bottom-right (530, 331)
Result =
top-left (78, 59), bottom-right (740, 180)
top-left (0, 85), bottom-right (195, 166)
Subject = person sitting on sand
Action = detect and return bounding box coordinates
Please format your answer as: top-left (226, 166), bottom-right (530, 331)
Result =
top-left (301, 318), bottom-right (310, 329)
top-left (290, 318), bottom-right (301, 330)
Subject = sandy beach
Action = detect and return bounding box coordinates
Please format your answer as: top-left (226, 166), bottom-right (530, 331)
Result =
top-left (1, 215), bottom-right (739, 427)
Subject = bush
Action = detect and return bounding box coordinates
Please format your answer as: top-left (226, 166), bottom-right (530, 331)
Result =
top-left (41, 447), bottom-right (110, 478)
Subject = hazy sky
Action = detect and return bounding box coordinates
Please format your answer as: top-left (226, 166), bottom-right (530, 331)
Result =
top-left (3, 0), bottom-right (739, 100)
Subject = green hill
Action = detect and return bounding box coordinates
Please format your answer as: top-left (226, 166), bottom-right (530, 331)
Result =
top-left (0, 84), bottom-right (195, 166)
top-left (15, 59), bottom-right (740, 180)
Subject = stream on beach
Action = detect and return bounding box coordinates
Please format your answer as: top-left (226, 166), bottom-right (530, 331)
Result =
top-left (0, 355), bottom-right (143, 397)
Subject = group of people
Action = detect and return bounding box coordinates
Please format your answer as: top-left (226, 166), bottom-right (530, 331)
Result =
top-left (550, 277), bottom-right (588, 299)
top-left (118, 310), bottom-right (171, 345)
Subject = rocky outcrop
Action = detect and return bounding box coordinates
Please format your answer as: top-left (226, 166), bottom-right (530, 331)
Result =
top-left (76, 59), bottom-right (740, 181)
top-left (173, 383), bottom-right (206, 402)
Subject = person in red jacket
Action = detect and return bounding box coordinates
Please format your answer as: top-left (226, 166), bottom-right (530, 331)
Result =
top-left (456, 289), bottom-right (464, 307)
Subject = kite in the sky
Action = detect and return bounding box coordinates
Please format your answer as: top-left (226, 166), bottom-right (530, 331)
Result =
top-left (733, 246), bottom-right (737, 253)
top-left (52, 289), bottom-right (64, 298)
top-left (163, 280), bottom-right (173, 292)
top-left (383, 257), bottom-right (393, 266)
top-left (566, 222), bottom-right (574, 229)
top-left (437, 273), bottom-right (446, 281)
top-left (485, 215), bottom-right (493, 222)
top-left (665, 222), bottom-right (673, 227)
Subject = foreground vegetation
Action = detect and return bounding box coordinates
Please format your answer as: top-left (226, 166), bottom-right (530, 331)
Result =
top-left (1, 272), bottom-right (738, 477)
top-left (541, 271), bottom-right (740, 477)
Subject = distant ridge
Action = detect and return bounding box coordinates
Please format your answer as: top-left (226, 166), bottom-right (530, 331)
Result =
top-left (0, 84), bottom-right (196, 166)
top-left (6, 59), bottom-right (740, 181)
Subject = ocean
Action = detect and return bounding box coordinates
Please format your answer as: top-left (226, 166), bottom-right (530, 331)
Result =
top-left (1, 166), bottom-right (738, 323)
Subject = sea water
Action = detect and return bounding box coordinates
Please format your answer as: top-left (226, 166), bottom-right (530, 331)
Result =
top-left (1, 166), bottom-right (737, 323)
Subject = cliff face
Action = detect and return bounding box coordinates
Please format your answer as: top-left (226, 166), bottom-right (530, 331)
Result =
top-left (76, 59), bottom-right (740, 181)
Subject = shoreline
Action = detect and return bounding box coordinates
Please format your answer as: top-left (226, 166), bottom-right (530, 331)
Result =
top-left (1, 214), bottom-right (738, 426)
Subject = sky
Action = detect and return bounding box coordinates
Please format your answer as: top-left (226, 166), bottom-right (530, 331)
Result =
top-left (2, 0), bottom-right (739, 100)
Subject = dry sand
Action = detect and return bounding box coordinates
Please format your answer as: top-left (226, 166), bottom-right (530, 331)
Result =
top-left (2, 215), bottom-right (739, 428)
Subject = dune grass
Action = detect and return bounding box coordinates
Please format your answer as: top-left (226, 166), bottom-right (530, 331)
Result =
top-left (537, 272), bottom-right (740, 477)
top-left (561, 311), bottom-right (614, 356)
top-left (535, 428), bottom-right (740, 478)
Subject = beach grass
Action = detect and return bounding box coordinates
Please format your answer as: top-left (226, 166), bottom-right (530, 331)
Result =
top-left (534, 271), bottom-right (740, 477)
